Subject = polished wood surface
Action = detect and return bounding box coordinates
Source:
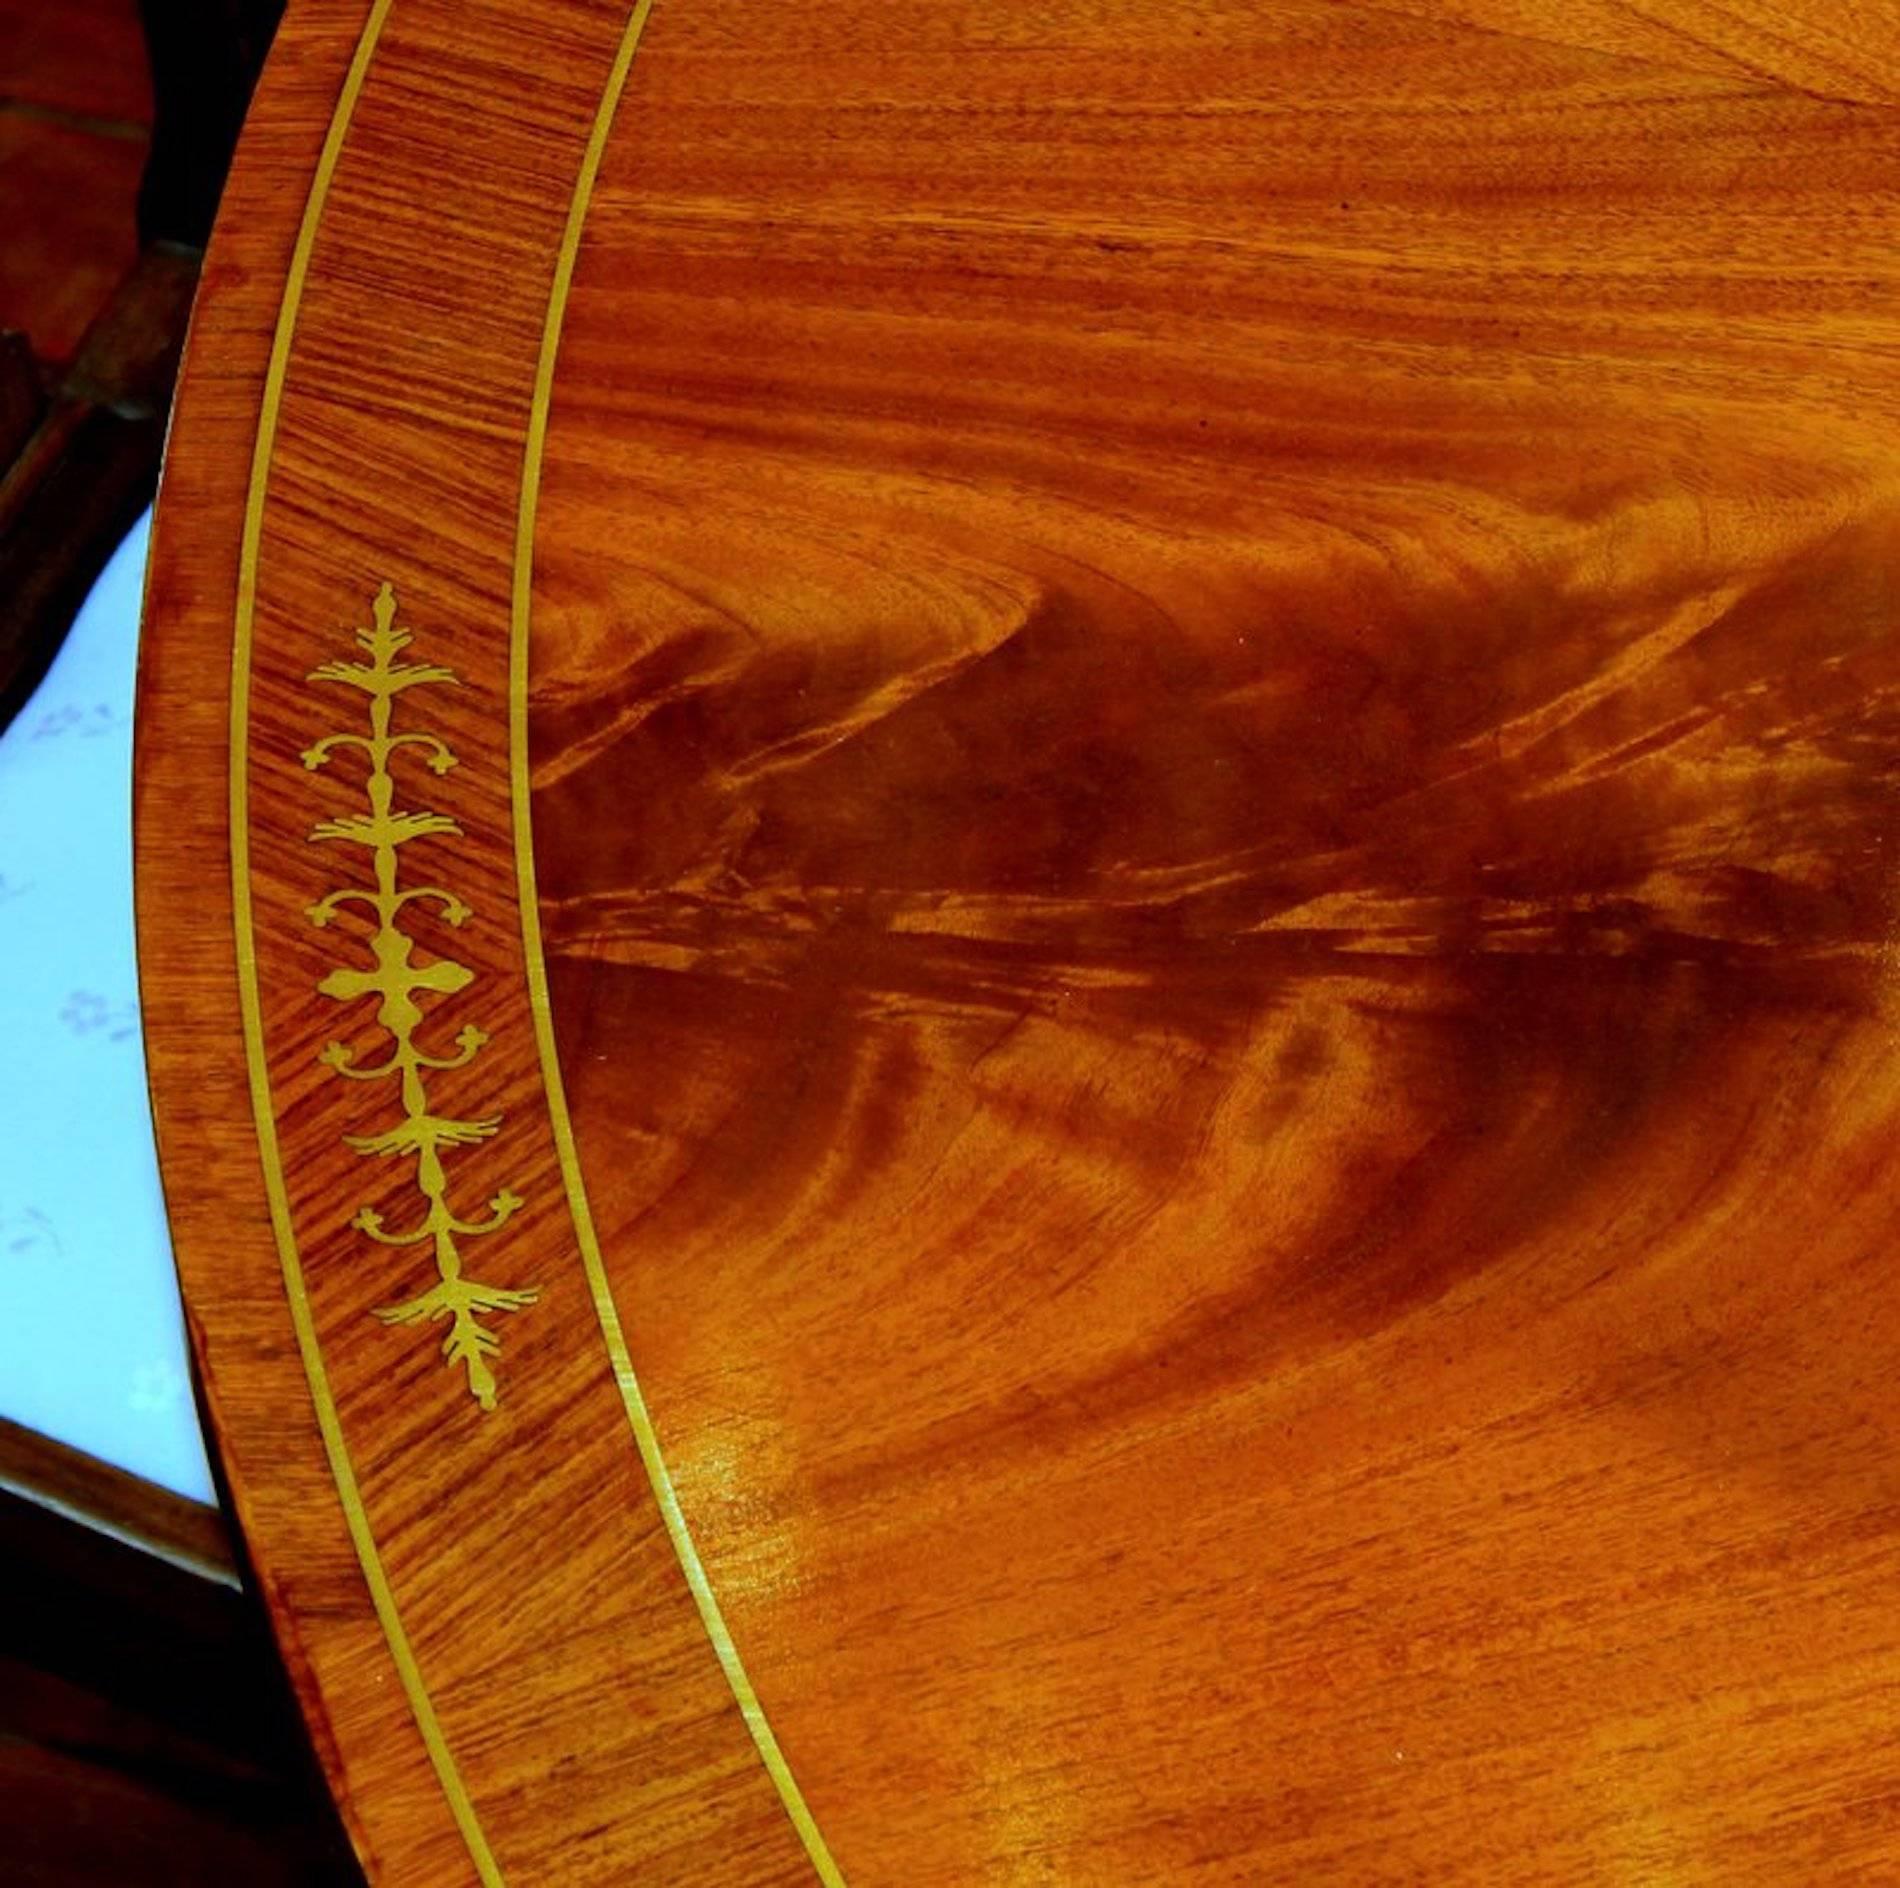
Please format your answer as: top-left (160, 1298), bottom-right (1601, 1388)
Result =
top-left (0, 0), bottom-right (148, 362)
top-left (138, 0), bottom-right (1900, 1880)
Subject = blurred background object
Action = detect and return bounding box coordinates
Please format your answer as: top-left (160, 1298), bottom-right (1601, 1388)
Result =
top-left (0, 0), bottom-right (281, 729)
top-left (1, 2), bottom-right (362, 1879)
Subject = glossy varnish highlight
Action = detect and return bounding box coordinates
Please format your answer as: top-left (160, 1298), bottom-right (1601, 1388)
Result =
top-left (141, 0), bottom-right (1900, 1880)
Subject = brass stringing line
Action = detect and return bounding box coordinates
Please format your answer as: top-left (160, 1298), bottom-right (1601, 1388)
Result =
top-left (229, 0), bottom-right (505, 1877)
top-left (508, 0), bottom-right (847, 1878)
top-left (305, 581), bottom-right (539, 1410)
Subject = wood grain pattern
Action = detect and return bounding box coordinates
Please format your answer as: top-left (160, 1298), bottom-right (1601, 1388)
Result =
top-left (140, 0), bottom-right (1900, 1880)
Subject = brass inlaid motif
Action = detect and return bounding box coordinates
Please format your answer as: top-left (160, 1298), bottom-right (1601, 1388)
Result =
top-left (304, 582), bottom-right (538, 1409)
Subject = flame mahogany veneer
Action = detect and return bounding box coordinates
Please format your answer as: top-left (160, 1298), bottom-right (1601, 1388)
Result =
top-left (136, 0), bottom-right (1900, 1880)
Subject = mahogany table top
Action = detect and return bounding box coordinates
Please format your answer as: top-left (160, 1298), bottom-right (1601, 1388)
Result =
top-left (135, 1), bottom-right (1900, 1880)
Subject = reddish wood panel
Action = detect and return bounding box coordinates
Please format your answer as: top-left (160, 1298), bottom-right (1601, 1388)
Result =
top-left (0, 0), bottom-right (152, 124)
top-left (141, 0), bottom-right (1900, 1881)
top-left (0, 0), bottom-right (149, 358)
top-left (0, 113), bottom-right (144, 359)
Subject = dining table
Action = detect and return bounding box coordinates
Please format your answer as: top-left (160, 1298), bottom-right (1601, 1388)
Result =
top-left (133, 0), bottom-right (1900, 1880)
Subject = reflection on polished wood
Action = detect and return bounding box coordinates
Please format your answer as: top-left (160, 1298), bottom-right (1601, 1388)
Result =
top-left (137, 0), bottom-right (1900, 1881)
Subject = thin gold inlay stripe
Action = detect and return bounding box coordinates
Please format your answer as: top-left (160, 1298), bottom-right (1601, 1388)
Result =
top-left (229, 1), bottom-right (505, 1881)
top-left (507, 5), bottom-right (848, 1882)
